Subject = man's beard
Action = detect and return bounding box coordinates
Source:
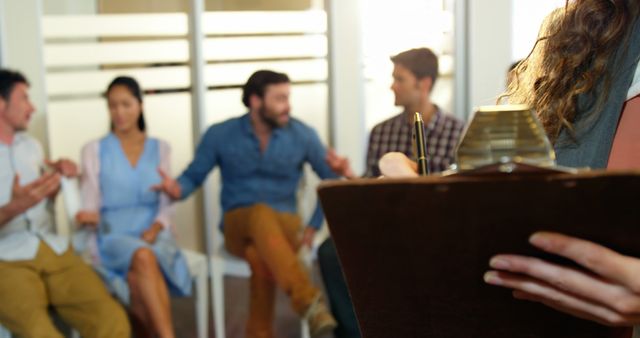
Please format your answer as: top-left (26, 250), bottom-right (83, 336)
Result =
top-left (14, 124), bottom-right (27, 132)
top-left (258, 106), bottom-right (284, 129)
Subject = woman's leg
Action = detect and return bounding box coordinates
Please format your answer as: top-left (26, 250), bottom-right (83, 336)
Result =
top-left (128, 247), bottom-right (175, 338)
top-left (128, 271), bottom-right (154, 338)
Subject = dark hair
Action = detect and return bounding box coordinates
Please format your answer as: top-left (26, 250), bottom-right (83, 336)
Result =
top-left (0, 69), bottom-right (29, 101)
top-left (391, 48), bottom-right (439, 85)
top-left (106, 76), bottom-right (146, 131)
top-left (241, 70), bottom-right (290, 108)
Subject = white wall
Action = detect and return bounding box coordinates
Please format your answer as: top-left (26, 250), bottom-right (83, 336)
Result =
top-left (512, 0), bottom-right (565, 61)
top-left (0, 0), bottom-right (48, 152)
top-left (43, 0), bottom-right (97, 15)
top-left (1, 0), bottom-right (98, 145)
top-left (360, 1), bottom-right (456, 128)
top-left (0, 0), bottom-right (5, 67)
top-left (0, 0), bottom-right (98, 150)
top-left (327, 0), bottom-right (366, 175)
top-left (468, 0), bottom-right (512, 110)
top-left (463, 0), bottom-right (563, 115)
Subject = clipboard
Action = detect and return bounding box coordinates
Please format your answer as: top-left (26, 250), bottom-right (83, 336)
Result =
top-left (319, 105), bottom-right (639, 337)
top-left (318, 170), bottom-right (640, 337)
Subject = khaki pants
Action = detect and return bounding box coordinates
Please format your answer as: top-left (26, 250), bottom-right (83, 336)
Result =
top-left (224, 203), bottom-right (319, 338)
top-left (0, 241), bottom-right (130, 338)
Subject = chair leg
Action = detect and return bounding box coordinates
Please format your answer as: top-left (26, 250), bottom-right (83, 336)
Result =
top-left (194, 259), bottom-right (209, 338)
top-left (211, 256), bottom-right (226, 338)
top-left (0, 324), bottom-right (80, 338)
top-left (300, 249), bottom-right (312, 338)
top-left (301, 319), bottom-right (310, 338)
top-left (0, 316), bottom-right (83, 338)
top-left (0, 324), bottom-right (10, 338)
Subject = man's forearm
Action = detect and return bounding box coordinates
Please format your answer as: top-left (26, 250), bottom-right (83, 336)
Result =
top-left (0, 202), bottom-right (19, 227)
top-left (50, 185), bottom-right (61, 200)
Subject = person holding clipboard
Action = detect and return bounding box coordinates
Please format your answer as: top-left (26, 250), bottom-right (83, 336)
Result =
top-left (485, 0), bottom-right (640, 330)
top-left (383, 0), bottom-right (640, 332)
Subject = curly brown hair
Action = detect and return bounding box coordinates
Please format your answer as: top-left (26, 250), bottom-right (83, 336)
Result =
top-left (504, 0), bottom-right (640, 143)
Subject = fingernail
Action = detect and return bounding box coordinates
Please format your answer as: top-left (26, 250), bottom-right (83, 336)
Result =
top-left (489, 257), bottom-right (510, 270)
top-left (483, 271), bottom-right (502, 285)
top-left (529, 233), bottom-right (551, 250)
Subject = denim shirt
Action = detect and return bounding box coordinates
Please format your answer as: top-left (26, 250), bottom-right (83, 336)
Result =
top-left (177, 113), bottom-right (338, 229)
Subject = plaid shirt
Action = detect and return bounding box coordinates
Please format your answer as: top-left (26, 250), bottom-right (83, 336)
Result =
top-left (364, 109), bottom-right (465, 177)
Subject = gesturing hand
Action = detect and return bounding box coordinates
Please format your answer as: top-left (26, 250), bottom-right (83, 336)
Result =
top-left (75, 211), bottom-right (100, 229)
top-left (10, 173), bottom-right (60, 215)
top-left (326, 148), bottom-right (355, 179)
top-left (141, 222), bottom-right (163, 244)
top-left (151, 167), bottom-right (181, 200)
top-left (45, 158), bottom-right (78, 177)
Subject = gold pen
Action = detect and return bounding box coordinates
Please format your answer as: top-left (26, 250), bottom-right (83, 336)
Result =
top-left (413, 112), bottom-right (429, 176)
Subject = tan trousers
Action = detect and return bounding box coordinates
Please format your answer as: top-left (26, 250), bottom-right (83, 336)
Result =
top-left (0, 241), bottom-right (130, 338)
top-left (224, 203), bottom-right (319, 338)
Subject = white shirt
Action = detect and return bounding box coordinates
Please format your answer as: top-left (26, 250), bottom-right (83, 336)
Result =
top-left (0, 133), bottom-right (68, 261)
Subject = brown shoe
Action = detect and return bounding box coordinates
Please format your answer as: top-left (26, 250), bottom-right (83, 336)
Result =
top-left (304, 295), bottom-right (337, 337)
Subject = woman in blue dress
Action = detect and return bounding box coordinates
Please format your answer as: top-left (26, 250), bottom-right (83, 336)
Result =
top-left (76, 76), bottom-right (191, 338)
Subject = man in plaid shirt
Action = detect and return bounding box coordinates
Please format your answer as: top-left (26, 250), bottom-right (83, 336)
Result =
top-left (365, 48), bottom-right (465, 177)
top-left (318, 48), bottom-right (466, 338)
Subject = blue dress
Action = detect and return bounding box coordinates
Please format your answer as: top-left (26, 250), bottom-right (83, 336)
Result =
top-left (95, 134), bottom-right (191, 305)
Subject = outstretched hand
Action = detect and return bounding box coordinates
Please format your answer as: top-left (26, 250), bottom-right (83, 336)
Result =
top-left (326, 148), bottom-right (355, 179)
top-left (141, 222), bottom-right (163, 244)
top-left (151, 167), bottom-right (181, 200)
top-left (45, 158), bottom-right (78, 177)
top-left (75, 211), bottom-right (100, 229)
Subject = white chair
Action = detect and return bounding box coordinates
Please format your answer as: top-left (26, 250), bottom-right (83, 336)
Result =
top-left (211, 239), bottom-right (315, 338)
top-left (60, 177), bottom-right (209, 338)
top-left (210, 168), bottom-right (329, 338)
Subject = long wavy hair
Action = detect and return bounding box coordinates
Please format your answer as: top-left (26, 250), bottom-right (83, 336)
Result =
top-left (503, 0), bottom-right (639, 143)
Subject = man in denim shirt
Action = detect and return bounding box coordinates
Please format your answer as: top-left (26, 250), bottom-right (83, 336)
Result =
top-left (155, 70), bottom-right (353, 338)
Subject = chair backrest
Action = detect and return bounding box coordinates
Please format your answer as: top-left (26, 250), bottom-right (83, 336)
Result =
top-left (296, 165), bottom-right (329, 255)
top-left (60, 177), bottom-right (82, 232)
top-left (59, 176), bottom-right (99, 263)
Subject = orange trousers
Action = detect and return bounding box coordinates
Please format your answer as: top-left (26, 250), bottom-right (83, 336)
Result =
top-left (224, 203), bottom-right (319, 338)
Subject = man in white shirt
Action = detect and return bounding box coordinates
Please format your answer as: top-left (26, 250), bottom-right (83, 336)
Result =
top-left (0, 69), bottom-right (129, 338)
